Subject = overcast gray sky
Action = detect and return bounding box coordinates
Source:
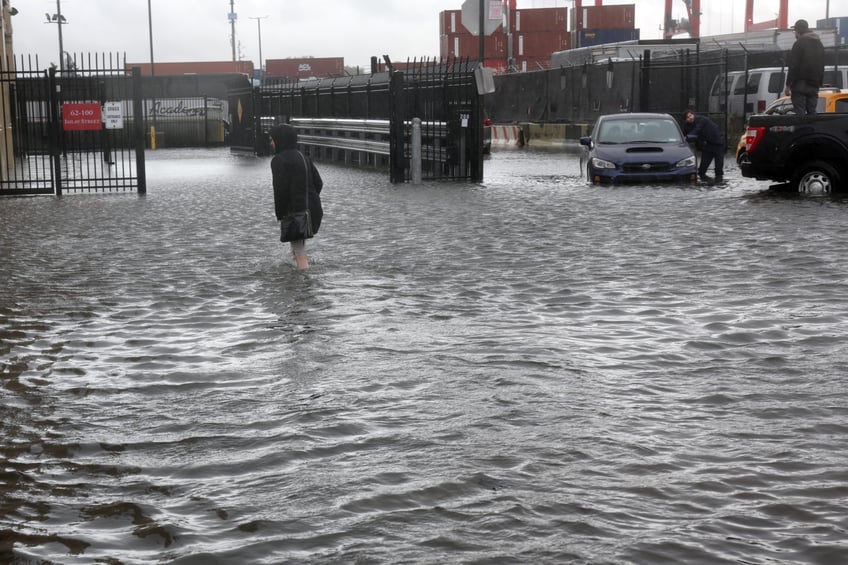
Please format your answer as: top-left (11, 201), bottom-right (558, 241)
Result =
top-left (13, 0), bottom-right (837, 70)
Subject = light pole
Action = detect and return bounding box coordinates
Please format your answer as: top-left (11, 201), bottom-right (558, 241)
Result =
top-left (147, 0), bottom-right (155, 76)
top-left (228, 0), bottom-right (237, 62)
top-left (44, 0), bottom-right (68, 71)
top-left (249, 15), bottom-right (268, 83)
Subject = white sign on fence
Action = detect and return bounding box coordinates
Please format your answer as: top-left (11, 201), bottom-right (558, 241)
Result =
top-left (103, 101), bottom-right (123, 129)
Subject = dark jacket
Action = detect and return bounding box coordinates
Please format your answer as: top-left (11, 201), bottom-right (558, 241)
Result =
top-left (269, 125), bottom-right (323, 233)
top-left (684, 115), bottom-right (725, 149)
top-left (787, 31), bottom-right (825, 88)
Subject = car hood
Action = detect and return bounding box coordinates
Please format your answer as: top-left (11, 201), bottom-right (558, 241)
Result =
top-left (594, 142), bottom-right (693, 162)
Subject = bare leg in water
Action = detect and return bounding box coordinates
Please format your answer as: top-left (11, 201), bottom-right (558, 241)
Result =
top-left (290, 240), bottom-right (309, 270)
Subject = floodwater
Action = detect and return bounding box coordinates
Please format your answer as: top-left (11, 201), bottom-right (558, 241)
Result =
top-left (2, 146), bottom-right (848, 564)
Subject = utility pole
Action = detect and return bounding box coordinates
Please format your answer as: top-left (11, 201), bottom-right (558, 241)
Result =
top-left (229, 0), bottom-right (237, 62)
top-left (147, 0), bottom-right (155, 76)
top-left (249, 15), bottom-right (268, 83)
top-left (478, 0), bottom-right (484, 65)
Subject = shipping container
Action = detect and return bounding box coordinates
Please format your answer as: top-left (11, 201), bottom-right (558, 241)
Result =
top-left (515, 32), bottom-right (570, 56)
top-left (485, 58), bottom-right (509, 74)
top-left (515, 57), bottom-right (551, 72)
top-left (572, 4), bottom-right (636, 31)
top-left (265, 57), bottom-right (345, 80)
top-left (440, 10), bottom-right (468, 35)
top-left (514, 8), bottom-right (567, 32)
top-left (441, 33), bottom-right (507, 60)
top-left (127, 61), bottom-right (254, 77)
top-left (576, 28), bottom-right (640, 48)
top-left (818, 17), bottom-right (848, 45)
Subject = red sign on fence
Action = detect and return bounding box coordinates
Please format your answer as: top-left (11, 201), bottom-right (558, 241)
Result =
top-left (62, 103), bottom-right (102, 131)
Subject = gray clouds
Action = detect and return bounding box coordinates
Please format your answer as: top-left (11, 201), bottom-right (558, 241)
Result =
top-left (14, 0), bottom-right (833, 70)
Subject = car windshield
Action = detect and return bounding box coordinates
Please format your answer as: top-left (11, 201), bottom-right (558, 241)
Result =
top-left (597, 118), bottom-right (683, 144)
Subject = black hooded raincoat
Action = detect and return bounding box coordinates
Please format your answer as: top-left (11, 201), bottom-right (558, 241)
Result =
top-left (269, 124), bottom-right (323, 234)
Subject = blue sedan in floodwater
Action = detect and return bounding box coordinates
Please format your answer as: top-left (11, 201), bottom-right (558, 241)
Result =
top-left (579, 113), bottom-right (698, 184)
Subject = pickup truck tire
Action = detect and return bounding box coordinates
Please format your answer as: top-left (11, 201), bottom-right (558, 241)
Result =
top-left (793, 161), bottom-right (840, 194)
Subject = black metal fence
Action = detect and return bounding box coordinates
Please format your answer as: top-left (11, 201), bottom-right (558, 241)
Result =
top-left (486, 45), bottom-right (848, 146)
top-left (1, 54), bottom-right (146, 196)
top-left (232, 58), bottom-right (485, 182)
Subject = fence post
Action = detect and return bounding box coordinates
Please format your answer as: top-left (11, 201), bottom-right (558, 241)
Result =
top-left (389, 70), bottom-right (406, 183)
top-left (639, 50), bottom-right (651, 112)
top-left (47, 67), bottom-right (62, 196)
top-left (411, 117), bottom-right (422, 184)
top-left (132, 67), bottom-right (147, 195)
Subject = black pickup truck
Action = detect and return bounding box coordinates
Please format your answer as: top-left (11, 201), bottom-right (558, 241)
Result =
top-left (740, 113), bottom-right (848, 193)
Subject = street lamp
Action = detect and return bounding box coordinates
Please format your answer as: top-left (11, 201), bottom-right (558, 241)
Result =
top-left (228, 0), bottom-right (237, 62)
top-left (147, 0), bottom-right (155, 76)
top-left (249, 15), bottom-right (268, 84)
top-left (44, 0), bottom-right (68, 71)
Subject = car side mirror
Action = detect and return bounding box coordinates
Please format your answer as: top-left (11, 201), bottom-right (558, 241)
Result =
top-left (579, 136), bottom-right (592, 148)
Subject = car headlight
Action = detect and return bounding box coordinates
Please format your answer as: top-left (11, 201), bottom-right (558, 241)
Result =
top-left (676, 156), bottom-right (696, 168)
top-left (590, 157), bottom-right (617, 169)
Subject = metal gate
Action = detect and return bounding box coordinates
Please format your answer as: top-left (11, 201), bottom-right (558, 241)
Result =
top-left (0, 55), bottom-right (146, 196)
top-left (240, 57), bottom-right (485, 182)
top-left (389, 59), bottom-right (485, 183)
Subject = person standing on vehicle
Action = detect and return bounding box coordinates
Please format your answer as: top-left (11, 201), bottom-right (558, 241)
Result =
top-left (270, 124), bottom-right (324, 270)
top-left (683, 110), bottom-right (726, 182)
top-left (785, 19), bottom-right (825, 115)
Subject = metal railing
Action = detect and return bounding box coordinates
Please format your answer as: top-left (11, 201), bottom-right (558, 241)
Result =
top-left (291, 117), bottom-right (391, 156)
top-left (290, 117), bottom-right (451, 177)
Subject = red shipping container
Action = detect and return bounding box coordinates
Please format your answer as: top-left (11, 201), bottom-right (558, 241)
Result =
top-left (515, 32), bottom-right (570, 56)
top-left (441, 33), bottom-right (506, 60)
top-left (514, 57), bottom-right (551, 72)
top-left (485, 58), bottom-right (509, 74)
top-left (440, 10), bottom-right (469, 35)
top-left (572, 4), bottom-right (635, 31)
top-left (265, 57), bottom-right (345, 80)
top-left (513, 8), bottom-right (567, 33)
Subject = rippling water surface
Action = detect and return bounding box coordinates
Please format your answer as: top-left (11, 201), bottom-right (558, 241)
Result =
top-left (2, 147), bottom-right (848, 564)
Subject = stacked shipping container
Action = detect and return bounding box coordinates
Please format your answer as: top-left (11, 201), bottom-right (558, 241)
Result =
top-left (440, 3), bottom-right (643, 72)
top-left (818, 17), bottom-right (848, 45)
top-left (571, 4), bottom-right (640, 48)
top-left (440, 7), bottom-right (568, 73)
top-left (265, 57), bottom-right (345, 81)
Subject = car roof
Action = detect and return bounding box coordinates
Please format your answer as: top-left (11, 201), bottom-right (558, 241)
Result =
top-left (599, 113), bottom-right (674, 121)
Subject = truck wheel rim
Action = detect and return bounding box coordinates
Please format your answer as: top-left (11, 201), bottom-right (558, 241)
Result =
top-left (800, 172), bottom-right (831, 194)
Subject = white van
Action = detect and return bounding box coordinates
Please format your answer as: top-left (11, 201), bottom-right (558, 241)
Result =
top-left (709, 66), bottom-right (848, 118)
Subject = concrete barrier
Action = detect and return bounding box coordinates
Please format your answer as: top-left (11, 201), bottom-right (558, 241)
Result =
top-left (491, 125), bottom-right (523, 147)
top-left (491, 122), bottom-right (592, 148)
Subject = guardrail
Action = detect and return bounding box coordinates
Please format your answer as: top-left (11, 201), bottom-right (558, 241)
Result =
top-left (290, 117), bottom-right (449, 175)
top-left (290, 117), bottom-right (391, 167)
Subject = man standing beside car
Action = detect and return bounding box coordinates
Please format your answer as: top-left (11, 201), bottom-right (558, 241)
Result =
top-left (683, 110), bottom-right (726, 183)
top-left (785, 19), bottom-right (825, 115)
